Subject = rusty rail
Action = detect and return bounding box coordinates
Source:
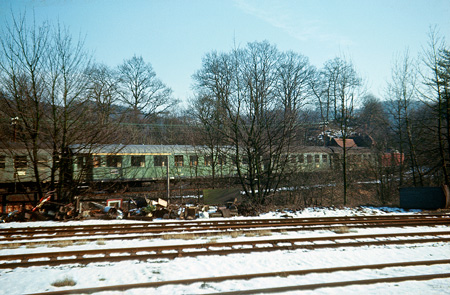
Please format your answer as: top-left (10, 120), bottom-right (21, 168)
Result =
top-left (2, 231), bottom-right (450, 269)
top-left (203, 273), bottom-right (450, 295)
top-left (1, 214), bottom-right (449, 242)
top-left (2, 213), bottom-right (447, 234)
top-left (26, 259), bottom-right (450, 295)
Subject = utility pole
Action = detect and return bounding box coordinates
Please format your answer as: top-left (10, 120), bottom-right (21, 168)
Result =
top-left (166, 155), bottom-right (170, 204)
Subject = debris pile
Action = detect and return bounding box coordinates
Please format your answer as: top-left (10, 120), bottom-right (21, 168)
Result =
top-left (1, 193), bottom-right (241, 223)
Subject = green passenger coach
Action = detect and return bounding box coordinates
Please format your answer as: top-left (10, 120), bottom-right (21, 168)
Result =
top-left (71, 144), bottom-right (239, 183)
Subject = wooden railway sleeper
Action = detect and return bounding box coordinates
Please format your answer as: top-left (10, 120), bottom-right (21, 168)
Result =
top-left (49, 256), bottom-right (58, 262)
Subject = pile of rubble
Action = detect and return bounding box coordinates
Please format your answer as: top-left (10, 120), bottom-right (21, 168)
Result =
top-left (1, 195), bottom-right (239, 223)
top-left (1, 191), bottom-right (77, 223)
top-left (81, 197), bottom-right (239, 221)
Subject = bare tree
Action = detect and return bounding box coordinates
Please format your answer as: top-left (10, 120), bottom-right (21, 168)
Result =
top-left (191, 51), bottom-right (234, 186)
top-left (193, 41), bottom-right (314, 207)
top-left (420, 27), bottom-right (449, 185)
top-left (311, 66), bottom-right (334, 124)
top-left (356, 94), bottom-right (399, 204)
top-left (357, 94), bottom-right (389, 141)
top-left (315, 57), bottom-right (363, 205)
top-left (0, 13), bottom-right (49, 198)
top-left (86, 63), bottom-right (121, 125)
top-left (386, 50), bottom-right (423, 186)
top-left (117, 55), bottom-right (176, 120)
top-left (42, 23), bottom-right (95, 202)
top-left (0, 13), bottom-right (124, 202)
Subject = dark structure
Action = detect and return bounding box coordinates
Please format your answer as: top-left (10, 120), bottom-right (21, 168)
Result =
top-left (400, 187), bottom-right (449, 210)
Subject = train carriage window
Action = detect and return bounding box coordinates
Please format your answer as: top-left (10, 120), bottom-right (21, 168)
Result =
top-left (93, 156), bottom-right (101, 168)
top-left (0, 155), bottom-right (5, 169)
top-left (298, 154), bottom-right (304, 164)
top-left (77, 156), bottom-right (84, 167)
top-left (107, 155), bottom-right (122, 168)
top-left (14, 155), bottom-right (27, 170)
top-left (204, 155), bottom-right (212, 166)
top-left (315, 155), bottom-right (320, 163)
top-left (190, 155), bottom-right (198, 166)
top-left (154, 155), bottom-right (167, 167)
top-left (331, 154), bottom-right (341, 164)
top-left (218, 155), bottom-right (226, 165)
top-left (77, 156), bottom-right (91, 168)
top-left (174, 155), bottom-right (184, 167)
top-left (290, 155), bottom-right (296, 164)
top-left (306, 155), bottom-right (313, 164)
top-left (131, 155), bottom-right (145, 167)
top-left (322, 154), bottom-right (328, 162)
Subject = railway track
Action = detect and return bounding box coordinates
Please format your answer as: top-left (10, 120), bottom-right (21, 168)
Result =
top-left (1, 214), bottom-right (449, 244)
top-left (1, 230), bottom-right (449, 269)
top-left (27, 259), bottom-right (450, 295)
top-left (1, 212), bottom-right (449, 294)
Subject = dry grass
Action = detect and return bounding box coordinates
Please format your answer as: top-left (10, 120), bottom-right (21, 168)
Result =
top-left (0, 243), bottom-right (21, 249)
top-left (96, 239), bottom-right (106, 245)
top-left (51, 276), bottom-right (76, 287)
top-left (3, 239), bottom-right (91, 249)
top-left (158, 229), bottom-right (274, 241)
top-left (332, 226), bottom-right (351, 234)
top-left (1, 241), bottom-right (76, 249)
top-left (74, 240), bottom-right (88, 246)
top-left (139, 236), bottom-right (152, 241)
top-left (208, 238), bottom-right (218, 244)
top-left (258, 230), bottom-right (272, 237)
top-left (162, 233), bottom-right (199, 240)
top-left (49, 240), bottom-right (74, 248)
top-left (230, 231), bottom-right (243, 238)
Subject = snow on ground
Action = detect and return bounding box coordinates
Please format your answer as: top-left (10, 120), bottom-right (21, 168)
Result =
top-left (0, 207), bottom-right (449, 295)
top-left (0, 206), bottom-right (424, 229)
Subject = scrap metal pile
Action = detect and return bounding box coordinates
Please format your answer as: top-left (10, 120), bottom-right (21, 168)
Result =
top-left (1, 193), bottom-right (239, 223)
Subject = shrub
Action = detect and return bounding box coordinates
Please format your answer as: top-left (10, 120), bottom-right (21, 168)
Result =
top-left (51, 276), bottom-right (76, 287)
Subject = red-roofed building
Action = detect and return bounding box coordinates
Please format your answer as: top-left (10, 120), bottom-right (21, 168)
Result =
top-left (329, 138), bottom-right (357, 148)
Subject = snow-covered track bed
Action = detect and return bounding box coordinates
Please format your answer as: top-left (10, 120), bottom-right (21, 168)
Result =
top-left (1, 208), bottom-right (450, 294)
top-left (2, 214), bottom-right (449, 243)
top-left (26, 259), bottom-right (450, 295)
top-left (1, 231), bottom-right (450, 269)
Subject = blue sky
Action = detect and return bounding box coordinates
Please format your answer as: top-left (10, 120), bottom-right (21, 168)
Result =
top-left (1, 0), bottom-right (449, 105)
